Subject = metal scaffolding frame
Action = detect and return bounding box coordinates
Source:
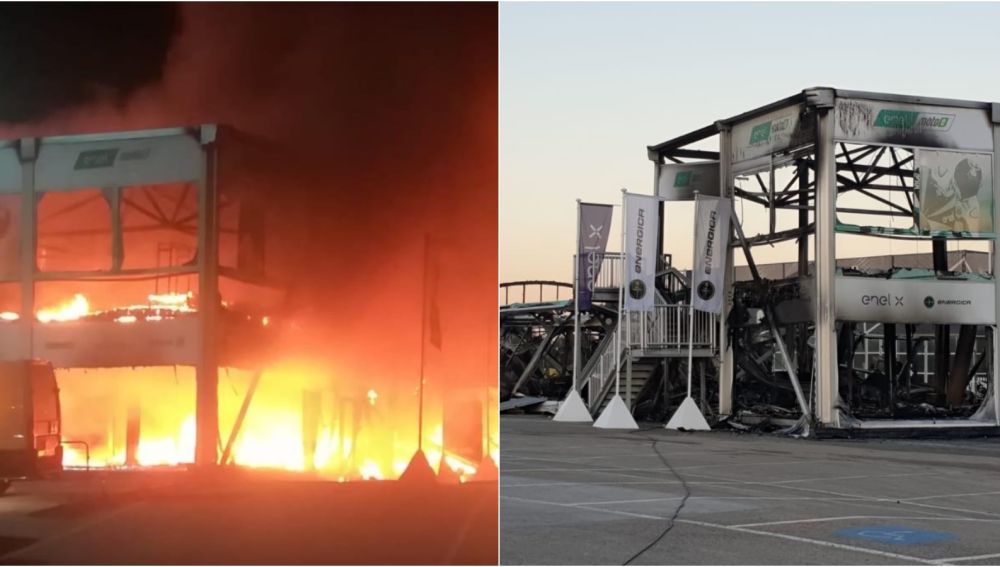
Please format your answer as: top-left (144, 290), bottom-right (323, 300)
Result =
top-left (0, 125), bottom-right (277, 463)
top-left (648, 87), bottom-right (1000, 430)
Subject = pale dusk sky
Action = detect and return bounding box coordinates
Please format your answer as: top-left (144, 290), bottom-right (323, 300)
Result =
top-left (500, 2), bottom-right (1000, 284)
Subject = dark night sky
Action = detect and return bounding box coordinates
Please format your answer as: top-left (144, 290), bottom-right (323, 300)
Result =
top-left (0, 3), bottom-right (179, 122)
top-left (0, 3), bottom-right (498, 396)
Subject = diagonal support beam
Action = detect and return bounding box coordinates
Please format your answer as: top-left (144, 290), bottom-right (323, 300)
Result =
top-left (511, 324), bottom-right (563, 395)
top-left (221, 370), bottom-right (263, 466)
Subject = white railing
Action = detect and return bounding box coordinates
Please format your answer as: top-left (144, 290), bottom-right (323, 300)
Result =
top-left (572, 253), bottom-right (624, 290)
top-left (626, 305), bottom-right (717, 351)
top-left (577, 305), bottom-right (719, 411)
top-left (594, 253), bottom-right (624, 289)
top-left (572, 253), bottom-right (673, 291)
top-left (584, 325), bottom-right (625, 409)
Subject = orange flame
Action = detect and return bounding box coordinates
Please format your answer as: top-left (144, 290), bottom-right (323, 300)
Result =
top-left (32, 292), bottom-right (197, 324)
top-left (37, 294), bottom-right (90, 323)
top-left (38, 294), bottom-right (489, 481)
top-left (56, 364), bottom-right (483, 481)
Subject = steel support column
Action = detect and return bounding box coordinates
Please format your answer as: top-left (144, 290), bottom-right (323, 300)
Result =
top-left (932, 239), bottom-right (950, 398)
top-left (19, 138), bottom-right (36, 359)
top-left (572, 200), bottom-right (582, 394)
top-left (655, 155), bottom-right (665, 261)
top-left (718, 124), bottom-right (735, 416)
top-left (814, 104), bottom-right (839, 426)
top-left (796, 160), bottom-right (810, 380)
top-left (992, 113), bottom-right (1000, 424)
top-left (125, 394), bottom-right (141, 467)
top-left (884, 323), bottom-right (896, 413)
top-left (196, 133), bottom-right (220, 466)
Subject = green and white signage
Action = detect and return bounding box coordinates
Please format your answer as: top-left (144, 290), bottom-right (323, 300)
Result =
top-left (835, 98), bottom-right (993, 151)
top-left (656, 161), bottom-right (720, 200)
top-left (731, 105), bottom-right (813, 170)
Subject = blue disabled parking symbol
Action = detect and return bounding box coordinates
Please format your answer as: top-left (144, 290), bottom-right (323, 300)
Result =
top-left (836, 525), bottom-right (955, 545)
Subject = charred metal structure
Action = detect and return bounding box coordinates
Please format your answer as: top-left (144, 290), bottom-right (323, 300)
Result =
top-left (648, 88), bottom-right (999, 433)
top-left (500, 253), bottom-right (716, 422)
top-left (502, 88), bottom-right (1000, 434)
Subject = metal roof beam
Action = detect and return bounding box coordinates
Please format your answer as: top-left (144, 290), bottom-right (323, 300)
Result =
top-left (646, 124), bottom-right (717, 162)
top-left (662, 148), bottom-right (719, 161)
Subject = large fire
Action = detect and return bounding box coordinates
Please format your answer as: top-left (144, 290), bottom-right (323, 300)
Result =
top-left (36, 294), bottom-right (91, 323)
top-left (3, 291), bottom-right (201, 324)
top-left (31, 293), bottom-right (491, 481)
top-left (58, 365), bottom-right (484, 481)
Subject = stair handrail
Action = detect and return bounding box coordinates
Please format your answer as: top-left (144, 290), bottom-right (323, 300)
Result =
top-left (576, 321), bottom-right (617, 393)
top-left (585, 325), bottom-right (629, 409)
top-left (589, 349), bottom-right (626, 413)
top-left (627, 304), bottom-right (718, 352)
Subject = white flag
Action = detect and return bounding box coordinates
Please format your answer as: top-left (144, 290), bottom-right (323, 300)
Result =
top-left (624, 193), bottom-right (659, 312)
top-left (691, 194), bottom-right (732, 314)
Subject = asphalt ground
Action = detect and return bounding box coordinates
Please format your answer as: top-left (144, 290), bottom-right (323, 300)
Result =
top-left (0, 468), bottom-right (497, 564)
top-left (500, 415), bottom-right (1000, 565)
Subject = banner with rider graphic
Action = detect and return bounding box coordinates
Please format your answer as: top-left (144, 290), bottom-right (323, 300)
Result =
top-left (916, 150), bottom-right (994, 237)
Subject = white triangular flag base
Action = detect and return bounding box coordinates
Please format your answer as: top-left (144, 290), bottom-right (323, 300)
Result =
top-left (400, 450), bottom-right (436, 483)
top-left (665, 396), bottom-right (711, 431)
top-left (593, 395), bottom-right (638, 429)
top-left (552, 389), bottom-right (593, 422)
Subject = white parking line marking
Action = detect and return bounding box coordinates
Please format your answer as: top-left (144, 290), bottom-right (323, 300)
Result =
top-left (503, 451), bottom-right (707, 462)
top-left (907, 490), bottom-right (1000, 502)
top-left (932, 551), bottom-right (1000, 564)
top-left (503, 458), bottom-right (839, 474)
top-left (503, 442), bottom-right (658, 453)
top-left (569, 496), bottom-right (864, 506)
top-left (501, 467), bottom-right (661, 473)
top-left (732, 515), bottom-right (1000, 529)
top-left (691, 470), bottom-right (1000, 519)
top-left (502, 480), bottom-right (689, 488)
top-left (771, 471), bottom-right (941, 485)
top-left (500, 494), bottom-right (665, 521)
top-left (501, 471), bottom-right (942, 489)
top-left (900, 500), bottom-right (1000, 519)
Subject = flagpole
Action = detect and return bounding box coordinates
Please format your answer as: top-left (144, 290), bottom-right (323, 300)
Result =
top-left (687, 287), bottom-right (696, 399)
top-left (484, 382), bottom-right (491, 457)
top-left (418, 233), bottom-right (429, 452)
top-left (572, 199), bottom-right (581, 394)
top-left (481, 335), bottom-right (490, 461)
top-left (666, 193), bottom-right (710, 431)
top-left (687, 193), bottom-right (698, 400)
top-left (617, 189), bottom-right (626, 397)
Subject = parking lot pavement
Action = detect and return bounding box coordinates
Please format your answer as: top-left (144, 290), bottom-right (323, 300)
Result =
top-left (500, 415), bottom-right (1000, 565)
top-left (0, 469), bottom-right (497, 564)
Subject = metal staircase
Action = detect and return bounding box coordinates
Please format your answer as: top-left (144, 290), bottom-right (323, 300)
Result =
top-left (577, 305), bottom-right (718, 418)
top-left (578, 320), bottom-right (621, 405)
top-left (590, 356), bottom-right (660, 415)
top-left (568, 251), bottom-right (720, 419)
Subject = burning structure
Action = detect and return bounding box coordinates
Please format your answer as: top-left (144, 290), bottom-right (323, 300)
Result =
top-left (0, 5), bottom-right (497, 564)
top-left (0, 124), bottom-right (279, 470)
top-left (0, 124), bottom-right (491, 479)
top-left (504, 88), bottom-right (1000, 435)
